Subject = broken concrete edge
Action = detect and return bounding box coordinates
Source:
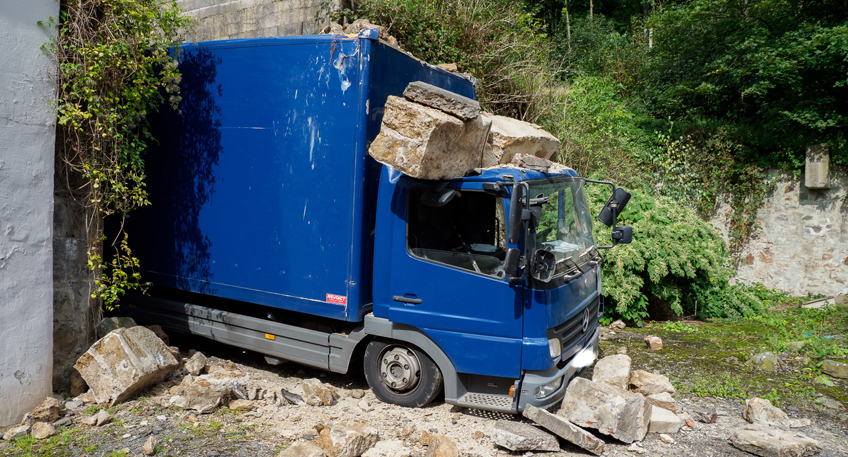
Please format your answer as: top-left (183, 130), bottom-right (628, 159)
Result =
top-left (523, 404), bottom-right (605, 455)
top-left (403, 81), bottom-right (481, 121)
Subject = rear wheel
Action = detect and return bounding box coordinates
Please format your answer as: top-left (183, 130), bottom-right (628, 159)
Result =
top-left (363, 338), bottom-right (443, 408)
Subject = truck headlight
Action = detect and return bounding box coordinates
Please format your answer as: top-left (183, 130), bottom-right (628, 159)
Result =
top-left (534, 376), bottom-right (564, 398)
top-left (548, 338), bottom-right (562, 358)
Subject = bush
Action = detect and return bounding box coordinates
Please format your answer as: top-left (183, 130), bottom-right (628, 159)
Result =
top-left (589, 186), bottom-right (765, 324)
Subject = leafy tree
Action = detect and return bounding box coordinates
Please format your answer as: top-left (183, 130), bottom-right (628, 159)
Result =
top-left (644, 0), bottom-right (848, 165)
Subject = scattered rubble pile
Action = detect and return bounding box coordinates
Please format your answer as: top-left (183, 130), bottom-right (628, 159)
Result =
top-left (2, 317), bottom-right (840, 457)
top-left (368, 81), bottom-right (563, 180)
top-left (320, 18), bottom-right (398, 47)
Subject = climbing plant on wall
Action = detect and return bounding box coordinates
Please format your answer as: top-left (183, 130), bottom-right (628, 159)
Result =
top-left (45, 0), bottom-right (189, 310)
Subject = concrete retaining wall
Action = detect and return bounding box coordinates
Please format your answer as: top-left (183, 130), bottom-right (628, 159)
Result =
top-left (714, 169), bottom-right (848, 297)
top-left (0, 0), bottom-right (59, 426)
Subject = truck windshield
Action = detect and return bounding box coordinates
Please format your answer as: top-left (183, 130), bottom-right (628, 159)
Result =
top-left (529, 177), bottom-right (595, 276)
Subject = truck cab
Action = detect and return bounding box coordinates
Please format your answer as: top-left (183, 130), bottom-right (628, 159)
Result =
top-left (122, 30), bottom-right (631, 414)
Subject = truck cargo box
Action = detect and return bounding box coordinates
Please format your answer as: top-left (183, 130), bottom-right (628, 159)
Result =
top-left (130, 30), bottom-right (476, 322)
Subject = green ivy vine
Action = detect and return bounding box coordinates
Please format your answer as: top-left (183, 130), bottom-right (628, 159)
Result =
top-left (45, 0), bottom-right (190, 310)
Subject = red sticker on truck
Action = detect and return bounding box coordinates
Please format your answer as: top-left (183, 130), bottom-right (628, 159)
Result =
top-left (326, 294), bottom-right (347, 305)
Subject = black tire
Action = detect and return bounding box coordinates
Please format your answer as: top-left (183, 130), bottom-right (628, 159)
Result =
top-left (363, 338), bottom-right (443, 408)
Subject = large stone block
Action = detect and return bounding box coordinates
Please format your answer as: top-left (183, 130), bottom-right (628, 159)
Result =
top-left (523, 404), bottom-right (605, 455)
top-left (630, 370), bottom-right (675, 396)
top-left (559, 377), bottom-right (650, 443)
top-left (480, 114), bottom-right (560, 167)
top-left (368, 96), bottom-right (491, 180)
top-left (403, 81), bottom-right (480, 121)
top-left (744, 397), bottom-right (790, 429)
top-left (592, 354), bottom-right (631, 390)
top-left (490, 419), bottom-right (559, 452)
top-left (649, 406), bottom-right (683, 434)
top-left (74, 326), bottom-right (179, 406)
top-left (730, 424), bottom-right (820, 457)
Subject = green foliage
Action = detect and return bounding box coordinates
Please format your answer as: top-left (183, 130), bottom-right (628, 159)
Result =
top-left (589, 185), bottom-right (765, 323)
top-left (644, 0), bottom-right (848, 165)
top-left (728, 306), bottom-right (848, 360)
top-left (49, 0), bottom-right (189, 310)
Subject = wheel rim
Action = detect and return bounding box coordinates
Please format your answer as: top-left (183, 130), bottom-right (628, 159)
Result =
top-left (379, 346), bottom-right (421, 393)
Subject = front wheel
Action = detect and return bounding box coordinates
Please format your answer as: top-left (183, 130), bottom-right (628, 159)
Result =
top-left (363, 338), bottom-right (443, 408)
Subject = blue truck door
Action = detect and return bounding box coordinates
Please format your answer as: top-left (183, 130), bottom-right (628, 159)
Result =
top-left (382, 182), bottom-right (524, 379)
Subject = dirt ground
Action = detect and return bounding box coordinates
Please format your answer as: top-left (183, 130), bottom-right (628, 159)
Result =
top-left (1, 325), bottom-right (846, 457)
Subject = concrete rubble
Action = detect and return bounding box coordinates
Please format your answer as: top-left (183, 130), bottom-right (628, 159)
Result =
top-left (74, 326), bottom-right (179, 406)
top-left (688, 405), bottom-right (718, 423)
top-left (649, 406), bottom-right (683, 434)
top-left (592, 354), bottom-right (631, 390)
top-left (481, 113), bottom-right (560, 167)
top-left (744, 397), bottom-right (791, 429)
top-left (630, 370), bottom-right (675, 396)
top-left (646, 392), bottom-right (679, 414)
top-left (20, 397), bottom-right (60, 425)
top-left (361, 439), bottom-right (413, 457)
top-left (278, 442), bottom-right (327, 457)
top-left (523, 404), bottom-right (606, 455)
top-left (423, 434), bottom-right (458, 457)
top-left (508, 153), bottom-right (572, 173)
top-left (490, 418), bottom-right (559, 452)
top-left (302, 378), bottom-right (339, 407)
top-left (168, 376), bottom-right (233, 413)
top-left (30, 422), bottom-right (56, 439)
top-left (184, 351), bottom-right (207, 376)
top-left (559, 377), bottom-right (651, 443)
top-left (315, 421), bottom-right (378, 457)
top-left (644, 335), bottom-right (663, 350)
top-left (2, 425), bottom-right (30, 441)
top-left (730, 423), bottom-right (821, 457)
top-left (368, 95), bottom-right (491, 180)
top-left (403, 81), bottom-right (480, 121)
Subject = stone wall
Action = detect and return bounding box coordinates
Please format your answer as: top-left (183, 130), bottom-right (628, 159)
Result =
top-left (177, 0), bottom-right (341, 42)
top-left (713, 169), bottom-right (848, 297)
top-left (0, 0), bottom-right (59, 426)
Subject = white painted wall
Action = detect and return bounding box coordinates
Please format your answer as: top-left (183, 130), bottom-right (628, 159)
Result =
top-left (0, 0), bottom-right (59, 426)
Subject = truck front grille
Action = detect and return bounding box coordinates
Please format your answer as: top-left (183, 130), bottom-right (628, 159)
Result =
top-left (549, 296), bottom-right (600, 361)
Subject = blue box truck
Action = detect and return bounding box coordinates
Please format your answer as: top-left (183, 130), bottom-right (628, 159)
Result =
top-left (123, 29), bottom-right (632, 413)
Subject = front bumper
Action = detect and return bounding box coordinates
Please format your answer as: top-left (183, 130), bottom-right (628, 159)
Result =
top-left (516, 325), bottom-right (600, 412)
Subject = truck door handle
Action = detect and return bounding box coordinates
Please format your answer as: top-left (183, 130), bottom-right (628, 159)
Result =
top-left (392, 295), bottom-right (422, 304)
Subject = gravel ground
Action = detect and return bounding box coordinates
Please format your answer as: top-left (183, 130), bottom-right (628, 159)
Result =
top-left (1, 330), bottom-right (846, 457)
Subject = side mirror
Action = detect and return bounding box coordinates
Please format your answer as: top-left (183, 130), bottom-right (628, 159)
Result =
top-left (531, 249), bottom-right (556, 283)
top-left (504, 248), bottom-right (520, 277)
top-left (508, 185), bottom-right (524, 244)
top-left (598, 188), bottom-right (632, 227)
top-left (612, 225), bottom-right (633, 244)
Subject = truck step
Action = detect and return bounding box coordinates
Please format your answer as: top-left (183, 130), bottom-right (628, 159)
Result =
top-left (456, 392), bottom-right (516, 413)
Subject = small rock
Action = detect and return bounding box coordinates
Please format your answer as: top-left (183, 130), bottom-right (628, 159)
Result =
top-left (361, 440), bottom-right (412, 457)
top-left (152, 426), bottom-right (164, 434)
top-left (747, 352), bottom-right (779, 371)
top-left (524, 404), bottom-right (604, 455)
top-left (64, 400), bottom-right (83, 410)
top-left (30, 422), bottom-right (56, 440)
top-left (659, 433), bottom-right (675, 444)
top-left (821, 359), bottom-right (848, 378)
top-left (472, 430), bottom-right (485, 439)
top-left (54, 417), bottom-right (73, 427)
top-left (420, 430), bottom-right (436, 445)
top-left (789, 418), bottom-right (812, 428)
top-left (80, 414), bottom-right (98, 426)
top-left (617, 346), bottom-right (627, 355)
top-left (277, 441), bottom-right (327, 457)
top-left (649, 407), bottom-right (684, 434)
top-left (357, 399), bottom-right (373, 412)
top-left (281, 388), bottom-right (305, 405)
top-left (815, 395), bottom-right (844, 410)
top-left (591, 354), bottom-right (631, 390)
top-left (436, 63), bottom-right (458, 72)
top-left (730, 423), bottom-right (820, 457)
top-left (784, 341), bottom-right (806, 352)
top-left (247, 386), bottom-right (258, 401)
top-left (146, 325), bottom-right (170, 345)
top-left (609, 320), bottom-right (626, 330)
top-left (301, 379), bottom-right (338, 407)
top-left (349, 389), bottom-right (366, 399)
top-left (315, 422), bottom-right (378, 457)
top-left (646, 392), bottom-right (679, 414)
top-left (627, 443), bottom-right (647, 454)
top-left (744, 397), bottom-right (790, 429)
top-left (490, 419), bottom-right (559, 452)
top-left (424, 435), bottom-right (458, 457)
top-left (3, 425), bottom-right (30, 440)
top-left (645, 336), bottom-right (663, 350)
top-left (169, 377), bottom-right (231, 413)
top-left (400, 423), bottom-right (415, 436)
top-left (185, 352), bottom-right (207, 376)
top-left (143, 436), bottom-right (158, 455)
top-left (74, 390), bottom-right (96, 404)
top-left (689, 405), bottom-right (717, 423)
top-left (25, 397), bottom-right (61, 425)
top-left (630, 370), bottom-right (675, 396)
top-left (228, 399), bottom-right (254, 411)
top-left (96, 409), bottom-right (113, 426)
